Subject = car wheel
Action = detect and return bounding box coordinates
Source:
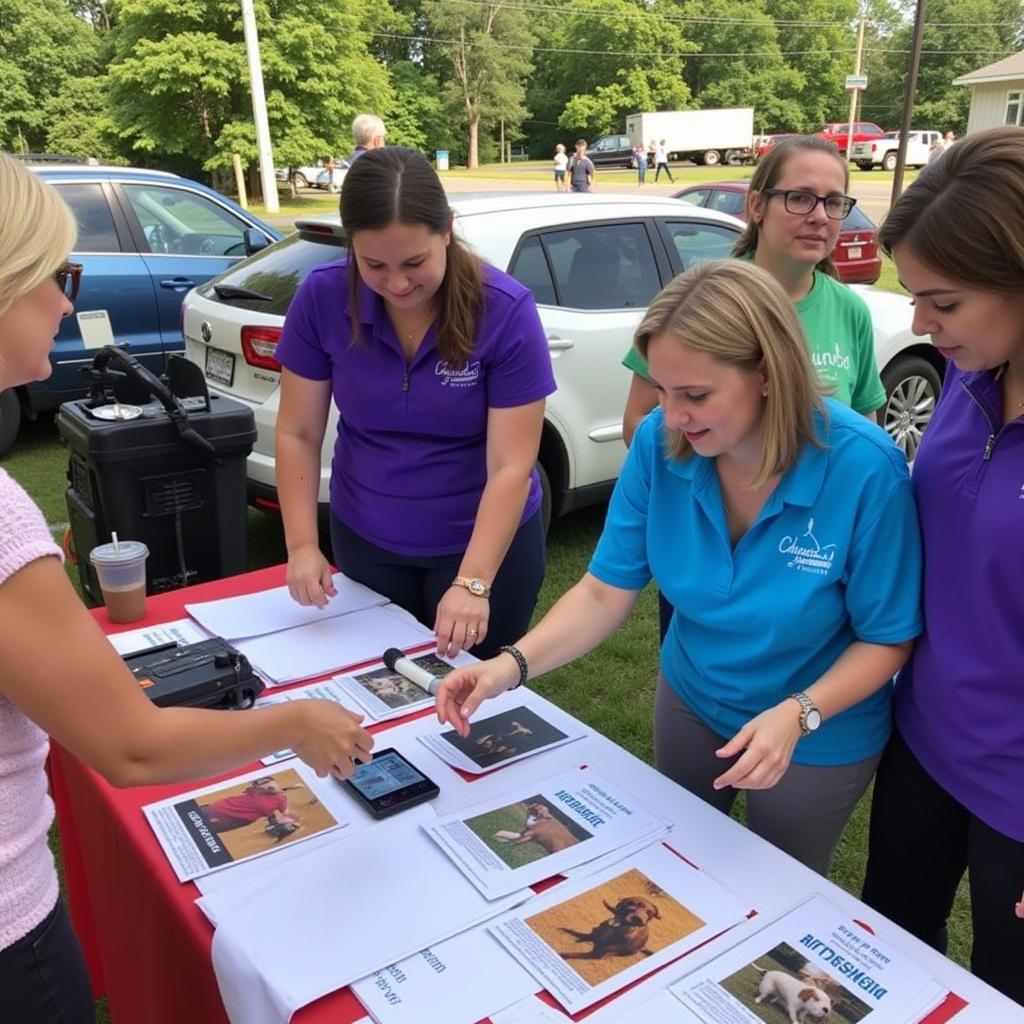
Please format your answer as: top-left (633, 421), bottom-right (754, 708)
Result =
top-left (294, 173), bottom-right (309, 189)
top-left (0, 388), bottom-right (21, 458)
top-left (724, 149), bottom-right (744, 166)
top-left (857, 161), bottom-right (873, 171)
top-left (880, 356), bottom-right (942, 462)
top-left (703, 149), bottom-right (721, 167)
top-left (537, 461), bottom-right (552, 535)
top-left (882, 152), bottom-right (898, 172)
top-left (328, 181), bottom-right (341, 194)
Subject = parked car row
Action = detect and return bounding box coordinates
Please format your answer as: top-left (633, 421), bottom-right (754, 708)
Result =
top-left (181, 194), bottom-right (942, 531)
top-left (0, 165), bottom-right (280, 457)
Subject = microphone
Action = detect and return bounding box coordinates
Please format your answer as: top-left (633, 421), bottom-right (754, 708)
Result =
top-left (383, 648), bottom-right (442, 696)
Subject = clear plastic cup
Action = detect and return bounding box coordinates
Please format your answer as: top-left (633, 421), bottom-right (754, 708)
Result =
top-left (89, 540), bottom-right (149, 623)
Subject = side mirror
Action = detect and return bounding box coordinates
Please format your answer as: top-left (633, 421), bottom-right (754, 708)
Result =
top-left (243, 228), bottom-right (270, 256)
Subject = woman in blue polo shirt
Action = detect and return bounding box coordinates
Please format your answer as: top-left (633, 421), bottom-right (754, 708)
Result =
top-left (861, 128), bottom-right (1024, 1004)
top-left (436, 260), bottom-right (922, 875)
top-left (276, 148), bottom-right (555, 659)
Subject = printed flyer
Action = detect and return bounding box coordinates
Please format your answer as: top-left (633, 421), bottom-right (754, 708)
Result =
top-left (489, 842), bottom-right (750, 1014)
top-left (669, 893), bottom-right (950, 1024)
top-left (143, 761), bottom-right (346, 882)
top-left (422, 767), bottom-right (671, 899)
top-left (336, 650), bottom-right (475, 723)
top-left (419, 705), bottom-right (585, 774)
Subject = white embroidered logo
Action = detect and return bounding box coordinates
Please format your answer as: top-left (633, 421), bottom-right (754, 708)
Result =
top-left (435, 360), bottom-right (481, 388)
top-left (778, 517), bottom-right (837, 576)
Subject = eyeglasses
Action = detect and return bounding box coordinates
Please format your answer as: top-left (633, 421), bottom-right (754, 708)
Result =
top-left (53, 261), bottom-right (83, 302)
top-left (762, 189), bottom-right (856, 221)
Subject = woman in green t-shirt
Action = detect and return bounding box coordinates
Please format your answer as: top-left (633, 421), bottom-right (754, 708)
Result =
top-left (623, 135), bottom-right (885, 447)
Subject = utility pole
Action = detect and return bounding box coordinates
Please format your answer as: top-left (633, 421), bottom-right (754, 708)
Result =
top-left (241, 0), bottom-right (279, 214)
top-left (844, 17), bottom-right (867, 162)
top-left (891, 0), bottom-right (928, 203)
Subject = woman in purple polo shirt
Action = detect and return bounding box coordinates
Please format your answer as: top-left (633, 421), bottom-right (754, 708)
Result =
top-left (861, 127), bottom-right (1024, 1004)
top-left (276, 148), bottom-right (556, 659)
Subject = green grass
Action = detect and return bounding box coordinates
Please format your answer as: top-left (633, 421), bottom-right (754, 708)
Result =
top-left (6, 252), bottom-right (961, 1023)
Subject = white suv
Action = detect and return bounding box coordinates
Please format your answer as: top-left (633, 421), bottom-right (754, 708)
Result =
top-left (182, 194), bottom-right (940, 526)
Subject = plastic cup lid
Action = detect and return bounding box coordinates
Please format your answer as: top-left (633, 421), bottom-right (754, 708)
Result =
top-left (89, 540), bottom-right (149, 564)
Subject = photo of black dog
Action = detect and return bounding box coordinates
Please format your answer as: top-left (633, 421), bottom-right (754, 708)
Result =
top-left (442, 706), bottom-right (568, 769)
top-left (560, 896), bottom-right (661, 960)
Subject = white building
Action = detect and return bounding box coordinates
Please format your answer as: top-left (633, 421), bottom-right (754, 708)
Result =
top-left (953, 51), bottom-right (1024, 133)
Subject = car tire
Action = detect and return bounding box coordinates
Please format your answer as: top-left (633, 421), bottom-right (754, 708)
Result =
top-left (537, 461), bottom-right (552, 535)
top-left (328, 181), bottom-right (341, 194)
top-left (882, 152), bottom-right (898, 172)
top-left (725, 149), bottom-right (744, 166)
top-left (294, 173), bottom-right (309, 189)
top-left (880, 355), bottom-right (942, 462)
top-left (0, 388), bottom-right (21, 458)
top-left (857, 161), bottom-right (873, 171)
top-left (702, 149), bottom-right (721, 167)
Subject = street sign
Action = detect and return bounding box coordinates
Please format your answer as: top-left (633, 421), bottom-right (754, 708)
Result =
top-left (845, 75), bottom-right (868, 91)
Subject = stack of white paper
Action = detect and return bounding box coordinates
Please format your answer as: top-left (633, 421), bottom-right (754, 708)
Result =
top-left (106, 617), bottom-right (210, 655)
top-left (184, 572), bottom-right (389, 639)
top-left (419, 704), bottom-right (585, 774)
top-left (234, 603), bottom-right (435, 685)
top-left (489, 842), bottom-right (750, 1015)
top-left (668, 893), bottom-right (951, 1024)
top-left (199, 815), bottom-right (534, 1024)
top-left (337, 650), bottom-right (475, 723)
top-left (422, 768), bottom-right (672, 899)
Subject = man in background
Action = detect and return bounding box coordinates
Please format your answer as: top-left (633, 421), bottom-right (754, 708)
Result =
top-left (349, 114), bottom-right (387, 163)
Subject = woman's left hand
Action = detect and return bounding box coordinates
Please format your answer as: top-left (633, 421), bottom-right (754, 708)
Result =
top-left (712, 700), bottom-right (803, 791)
top-left (434, 587), bottom-right (490, 657)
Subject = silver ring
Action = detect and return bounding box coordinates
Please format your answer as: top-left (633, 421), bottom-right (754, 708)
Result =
top-left (467, 628), bottom-right (478, 637)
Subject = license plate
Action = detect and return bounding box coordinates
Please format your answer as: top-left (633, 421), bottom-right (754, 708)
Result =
top-left (847, 246), bottom-right (862, 260)
top-left (205, 347), bottom-right (235, 386)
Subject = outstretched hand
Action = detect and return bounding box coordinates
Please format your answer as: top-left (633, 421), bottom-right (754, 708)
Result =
top-left (712, 700), bottom-right (803, 791)
top-left (434, 654), bottom-right (520, 737)
top-left (292, 699), bottom-right (374, 779)
top-left (286, 544), bottom-right (337, 609)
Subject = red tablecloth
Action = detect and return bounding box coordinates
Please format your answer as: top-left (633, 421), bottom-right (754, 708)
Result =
top-left (50, 566), bottom-right (387, 1024)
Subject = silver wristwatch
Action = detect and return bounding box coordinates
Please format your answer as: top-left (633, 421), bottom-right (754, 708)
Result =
top-left (788, 692), bottom-right (822, 737)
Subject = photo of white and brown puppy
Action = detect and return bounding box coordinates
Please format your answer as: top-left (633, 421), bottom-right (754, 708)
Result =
top-left (719, 941), bottom-right (872, 1024)
top-left (510, 802), bottom-right (581, 853)
top-left (753, 964), bottom-right (832, 1023)
top-left (525, 867), bottom-right (706, 986)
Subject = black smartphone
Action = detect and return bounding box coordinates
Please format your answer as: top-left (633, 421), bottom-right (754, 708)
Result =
top-left (342, 748), bottom-right (440, 819)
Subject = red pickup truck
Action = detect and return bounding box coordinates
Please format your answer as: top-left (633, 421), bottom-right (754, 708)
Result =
top-left (819, 121), bottom-right (886, 155)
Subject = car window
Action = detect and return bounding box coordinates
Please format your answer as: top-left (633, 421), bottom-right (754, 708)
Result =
top-left (542, 223), bottom-right (660, 310)
top-left (678, 188), bottom-right (711, 207)
top-left (56, 183), bottom-right (120, 253)
top-left (123, 184), bottom-right (247, 257)
top-left (508, 235), bottom-right (557, 306)
top-left (197, 231), bottom-right (343, 315)
top-left (662, 220), bottom-right (739, 271)
top-left (842, 205), bottom-right (875, 231)
top-left (709, 190), bottom-right (746, 217)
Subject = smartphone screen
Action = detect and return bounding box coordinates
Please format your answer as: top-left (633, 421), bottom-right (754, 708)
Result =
top-left (343, 748), bottom-right (439, 818)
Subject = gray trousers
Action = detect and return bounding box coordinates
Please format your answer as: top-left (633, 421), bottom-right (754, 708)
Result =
top-left (654, 675), bottom-right (880, 876)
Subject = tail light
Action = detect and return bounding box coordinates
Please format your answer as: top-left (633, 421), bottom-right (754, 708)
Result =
top-left (241, 325), bottom-right (282, 372)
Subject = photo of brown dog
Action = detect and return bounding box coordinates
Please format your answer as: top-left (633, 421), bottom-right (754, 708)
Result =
top-left (442, 707), bottom-right (569, 769)
top-left (525, 868), bottom-right (706, 986)
top-left (465, 795), bottom-right (592, 869)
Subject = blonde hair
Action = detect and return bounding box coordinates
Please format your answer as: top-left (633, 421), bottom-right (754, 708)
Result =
top-left (634, 260), bottom-right (825, 486)
top-left (0, 152), bottom-right (78, 319)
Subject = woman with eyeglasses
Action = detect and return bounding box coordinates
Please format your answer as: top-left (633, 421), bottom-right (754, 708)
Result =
top-left (0, 151), bottom-right (376, 1021)
top-left (623, 136), bottom-right (887, 642)
top-left (437, 259), bottom-right (922, 878)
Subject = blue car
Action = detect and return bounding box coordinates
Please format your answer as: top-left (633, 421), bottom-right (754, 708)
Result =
top-left (0, 163), bottom-right (281, 455)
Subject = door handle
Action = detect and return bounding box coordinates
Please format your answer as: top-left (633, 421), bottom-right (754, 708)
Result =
top-left (547, 336), bottom-right (575, 351)
top-left (160, 278), bottom-right (195, 291)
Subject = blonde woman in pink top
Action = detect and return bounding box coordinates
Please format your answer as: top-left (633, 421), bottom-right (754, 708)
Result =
top-left (0, 153), bottom-right (375, 1022)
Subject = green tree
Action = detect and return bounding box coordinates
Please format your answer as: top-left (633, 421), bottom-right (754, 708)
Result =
top-left (422, 0), bottom-right (536, 168)
top-left (107, 0), bottom-right (392, 188)
top-left (0, 0), bottom-right (102, 150)
top-left (44, 76), bottom-right (124, 161)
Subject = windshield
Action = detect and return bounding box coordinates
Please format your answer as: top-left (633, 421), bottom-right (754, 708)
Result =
top-left (196, 230), bottom-right (345, 315)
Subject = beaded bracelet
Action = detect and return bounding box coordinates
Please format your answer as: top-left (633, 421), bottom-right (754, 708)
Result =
top-left (498, 644), bottom-right (529, 690)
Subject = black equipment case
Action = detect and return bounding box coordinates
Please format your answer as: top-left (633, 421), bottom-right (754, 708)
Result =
top-left (57, 347), bottom-right (257, 606)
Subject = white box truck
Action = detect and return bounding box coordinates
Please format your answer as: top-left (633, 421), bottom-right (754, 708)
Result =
top-left (625, 109), bottom-right (755, 166)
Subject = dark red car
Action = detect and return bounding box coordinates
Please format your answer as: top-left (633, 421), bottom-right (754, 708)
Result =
top-left (674, 181), bottom-right (882, 285)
